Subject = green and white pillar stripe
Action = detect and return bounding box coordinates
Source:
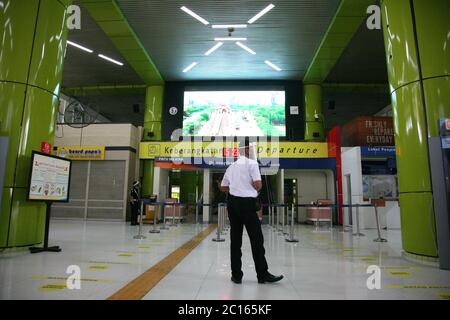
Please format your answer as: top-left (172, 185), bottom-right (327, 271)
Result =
top-left (142, 86), bottom-right (164, 197)
top-left (304, 84), bottom-right (325, 141)
top-left (0, 0), bottom-right (71, 247)
top-left (381, 0), bottom-right (450, 257)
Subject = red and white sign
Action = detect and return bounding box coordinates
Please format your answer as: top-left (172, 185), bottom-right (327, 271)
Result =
top-left (41, 142), bottom-right (52, 155)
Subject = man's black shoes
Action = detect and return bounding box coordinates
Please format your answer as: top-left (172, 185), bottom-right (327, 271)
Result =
top-left (231, 276), bottom-right (242, 284)
top-left (257, 272), bottom-right (284, 284)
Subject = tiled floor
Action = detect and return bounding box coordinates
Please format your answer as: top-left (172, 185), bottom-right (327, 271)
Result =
top-left (1, 220), bottom-right (449, 300)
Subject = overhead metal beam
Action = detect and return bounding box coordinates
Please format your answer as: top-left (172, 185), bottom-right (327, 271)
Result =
top-left (303, 0), bottom-right (376, 84)
top-left (63, 84), bottom-right (147, 96)
top-left (79, 0), bottom-right (164, 85)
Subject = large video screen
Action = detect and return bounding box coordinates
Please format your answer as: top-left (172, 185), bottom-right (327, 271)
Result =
top-left (183, 91), bottom-right (286, 136)
top-left (28, 152), bottom-right (72, 202)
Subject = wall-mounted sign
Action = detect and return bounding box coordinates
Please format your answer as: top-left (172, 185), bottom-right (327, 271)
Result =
top-left (445, 119), bottom-right (450, 131)
top-left (139, 141), bottom-right (329, 160)
top-left (290, 106), bottom-right (299, 115)
top-left (169, 107), bottom-right (178, 115)
top-left (41, 142), bottom-right (52, 155)
top-left (56, 146), bottom-right (105, 160)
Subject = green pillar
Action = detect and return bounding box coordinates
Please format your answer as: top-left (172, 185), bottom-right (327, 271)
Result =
top-left (381, 0), bottom-right (450, 257)
top-left (141, 86), bottom-right (164, 197)
top-left (0, 0), bottom-right (71, 247)
top-left (304, 84), bottom-right (325, 141)
top-left (180, 171), bottom-right (197, 204)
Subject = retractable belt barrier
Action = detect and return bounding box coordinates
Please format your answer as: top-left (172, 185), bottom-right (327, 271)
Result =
top-left (262, 203), bottom-right (388, 243)
top-left (133, 200), bottom-right (388, 244)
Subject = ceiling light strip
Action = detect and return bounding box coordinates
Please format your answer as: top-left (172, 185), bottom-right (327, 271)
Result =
top-left (204, 42), bottom-right (223, 56)
top-left (264, 60), bottom-right (282, 71)
top-left (248, 4), bottom-right (275, 24)
top-left (183, 62), bottom-right (198, 73)
top-left (181, 6), bottom-right (209, 25)
top-left (214, 37), bottom-right (247, 41)
top-left (211, 24), bottom-right (247, 29)
top-left (98, 54), bottom-right (124, 66)
top-left (67, 40), bottom-right (93, 53)
top-left (236, 42), bottom-right (256, 55)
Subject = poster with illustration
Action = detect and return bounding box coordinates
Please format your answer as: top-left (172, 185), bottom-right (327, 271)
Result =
top-left (28, 152), bottom-right (71, 202)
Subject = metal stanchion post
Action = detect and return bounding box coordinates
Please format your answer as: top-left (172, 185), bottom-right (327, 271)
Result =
top-left (160, 203), bottom-right (169, 230)
top-left (283, 206), bottom-right (289, 235)
top-left (373, 205), bottom-right (387, 242)
top-left (133, 200), bottom-right (147, 239)
top-left (220, 204), bottom-right (227, 235)
top-left (212, 205), bottom-right (225, 242)
top-left (149, 203), bottom-right (161, 234)
top-left (286, 203), bottom-right (299, 243)
top-left (274, 206), bottom-right (279, 232)
top-left (352, 205), bottom-right (365, 236)
top-left (195, 202), bottom-right (199, 224)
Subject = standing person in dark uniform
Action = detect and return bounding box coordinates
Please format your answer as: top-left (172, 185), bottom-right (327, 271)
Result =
top-left (130, 181), bottom-right (140, 226)
top-left (220, 139), bottom-right (283, 284)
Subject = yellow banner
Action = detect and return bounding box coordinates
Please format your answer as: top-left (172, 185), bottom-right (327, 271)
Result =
top-left (56, 146), bottom-right (105, 160)
top-left (139, 141), bottom-right (328, 159)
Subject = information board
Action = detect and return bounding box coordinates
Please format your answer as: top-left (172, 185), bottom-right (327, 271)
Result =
top-left (28, 152), bottom-right (72, 202)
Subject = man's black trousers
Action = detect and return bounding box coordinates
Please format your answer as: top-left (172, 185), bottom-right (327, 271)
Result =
top-left (227, 194), bottom-right (268, 279)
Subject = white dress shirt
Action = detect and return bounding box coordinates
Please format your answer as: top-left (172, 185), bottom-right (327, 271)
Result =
top-left (221, 156), bottom-right (262, 198)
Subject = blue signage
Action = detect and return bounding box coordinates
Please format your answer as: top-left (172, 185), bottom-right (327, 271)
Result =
top-left (360, 146), bottom-right (396, 157)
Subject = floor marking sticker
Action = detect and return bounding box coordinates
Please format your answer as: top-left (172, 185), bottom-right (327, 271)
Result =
top-left (33, 276), bottom-right (112, 283)
top-left (437, 292), bottom-right (450, 300)
top-left (87, 265), bottom-right (109, 270)
top-left (39, 283), bottom-right (67, 292)
top-left (80, 260), bottom-right (131, 265)
top-left (353, 266), bottom-right (419, 270)
top-left (359, 257), bottom-right (378, 263)
top-left (386, 285), bottom-right (450, 289)
top-left (117, 253), bottom-right (134, 257)
top-left (389, 271), bottom-right (412, 277)
top-left (137, 245), bottom-right (152, 248)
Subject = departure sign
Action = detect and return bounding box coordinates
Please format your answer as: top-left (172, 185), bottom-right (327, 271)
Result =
top-left (28, 152), bottom-right (72, 202)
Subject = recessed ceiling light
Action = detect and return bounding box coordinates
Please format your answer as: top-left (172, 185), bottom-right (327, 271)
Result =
top-left (211, 24), bottom-right (247, 29)
top-left (248, 4), bottom-right (275, 24)
top-left (67, 40), bottom-right (93, 53)
top-left (236, 42), bottom-right (256, 55)
top-left (264, 60), bottom-right (282, 71)
top-left (183, 62), bottom-right (198, 73)
top-left (98, 54), bottom-right (123, 66)
top-left (181, 6), bottom-right (209, 25)
top-left (214, 37), bottom-right (247, 41)
top-left (205, 42), bottom-right (223, 56)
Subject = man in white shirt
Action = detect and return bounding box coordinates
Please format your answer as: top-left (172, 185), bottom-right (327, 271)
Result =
top-left (220, 139), bottom-right (283, 284)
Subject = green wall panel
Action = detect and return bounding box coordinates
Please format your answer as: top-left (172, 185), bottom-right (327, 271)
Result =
top-left (0, 0), bottom-right (38, 84)
top-left (381, 0), bottom-right (419, 91)
top-left (142, 160), bottom-right (154, 197)
top-left (143, 86), bottom-right (164, 141)
top-left (413, 0), bottom-right (450, 79)
top-left (28, 0), bottom-right (68, 95)
top-left (0, 188), bottom-right (12, 247)
top-left (180, 171), bottom-right (197, 205)
top-left (0, 82), bottom-right (26, 187)
top-left (391, 83), bottom-right (431, 193)
top-left (304, 84), bottom-right (324, 141)
top-left (400, 192), bottom-right (438, 257)
top-left (14, 88), bottom-right (59, 188)
top-left (423, 76), bottom-right (450, 137)
top-left (7, 189), bottom-right (46, 247)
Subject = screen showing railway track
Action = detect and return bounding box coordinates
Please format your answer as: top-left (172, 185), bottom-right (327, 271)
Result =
top-left (182, 91), bottom-right (286, 137)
